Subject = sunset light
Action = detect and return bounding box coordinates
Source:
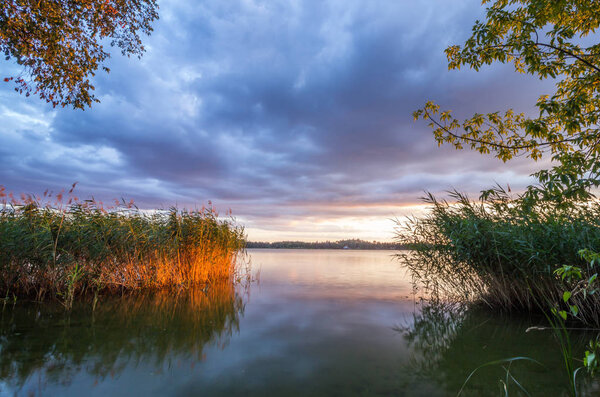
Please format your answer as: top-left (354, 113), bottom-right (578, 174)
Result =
top-left (2, 0), bottom-right (600, 395)
top-left (1, 0), bottom-right (551, 242)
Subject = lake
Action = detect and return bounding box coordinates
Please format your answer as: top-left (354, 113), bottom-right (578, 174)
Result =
top-left (0, 249), bottom-right (597, 396)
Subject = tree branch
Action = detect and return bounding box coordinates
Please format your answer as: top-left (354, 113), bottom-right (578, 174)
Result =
top-left (424, 110), bottom-right (581, 151)
top-left (536, 42), bottom-right (600, 74)
top-left (487, 42), bottom-right (600, 73)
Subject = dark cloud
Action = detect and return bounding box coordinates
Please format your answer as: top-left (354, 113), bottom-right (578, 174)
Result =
top-left (0, 0), bottom-right (556, 240)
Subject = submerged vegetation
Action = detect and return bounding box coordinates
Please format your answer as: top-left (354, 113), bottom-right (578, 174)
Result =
top-left (0, 185), bottom-right (246, 303)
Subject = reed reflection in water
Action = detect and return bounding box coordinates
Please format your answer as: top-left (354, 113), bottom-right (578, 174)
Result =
top-left (0, 282), bottom-right (245, 395)
top-left (1, 250), bottom-right (598, 396)
top-left (399, 301), bottom-right (600, 396)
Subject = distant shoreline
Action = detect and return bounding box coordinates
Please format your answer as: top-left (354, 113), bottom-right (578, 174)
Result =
top-left (246, 239), bottom-right (409, 250)
top-left (247, 247), bottom-right (406, 250)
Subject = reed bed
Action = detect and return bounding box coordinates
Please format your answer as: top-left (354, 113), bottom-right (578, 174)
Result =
top-left (396, 188), bottom-right (600, 326)
top-left (0, 185), bottom-right (246, 302)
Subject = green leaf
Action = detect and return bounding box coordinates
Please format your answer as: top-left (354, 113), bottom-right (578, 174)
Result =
top-left (584, 351), bottom-right (595, 367)
top-left (416, 1), bottom-right (600, 203)
top-left (558, 310), bottom-right (568, 321)
top-left (570, 305), bottom-right (579, 316)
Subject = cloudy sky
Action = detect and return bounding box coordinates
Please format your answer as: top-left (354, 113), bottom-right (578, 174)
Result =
top-left (1, 0), bottom-right (555, 241)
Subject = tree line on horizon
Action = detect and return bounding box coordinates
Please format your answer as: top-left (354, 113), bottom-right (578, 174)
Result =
top-left (246, 239), bottom-right (408, 250)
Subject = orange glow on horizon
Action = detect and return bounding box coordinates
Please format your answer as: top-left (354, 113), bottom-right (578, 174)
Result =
top-left (241, 203), bottom-right (430, 243)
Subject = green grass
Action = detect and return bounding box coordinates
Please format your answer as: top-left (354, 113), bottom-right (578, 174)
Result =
top-left (0, 186), bottom-right (246, 303)
top-left (396, 187), bottom-right (600, 327)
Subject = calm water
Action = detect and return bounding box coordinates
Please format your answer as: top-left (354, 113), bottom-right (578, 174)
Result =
top-left (0, 249), bottom-right (597, 396)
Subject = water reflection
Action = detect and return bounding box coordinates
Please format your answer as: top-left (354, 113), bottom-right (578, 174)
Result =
top-left (399, 301), bottom-right (600, 396)
top-left (1, 250), bottom-right (598, 396)
top-left (0, 282), bottom-right (244, 395)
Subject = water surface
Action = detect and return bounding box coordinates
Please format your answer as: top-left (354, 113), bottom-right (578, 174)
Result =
top-left (0, 249), bottom-right (597, 396)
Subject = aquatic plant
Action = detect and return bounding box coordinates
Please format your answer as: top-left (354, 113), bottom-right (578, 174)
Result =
top-left (0, 185), bottom-right (246, 301)
top-left (396, 186), bottom-right (600, 394)
top-left (396, 187), bottom-right (600, 326)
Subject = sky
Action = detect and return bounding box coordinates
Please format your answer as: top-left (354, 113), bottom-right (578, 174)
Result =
top-left (0, 0), bottom-right (556, 242)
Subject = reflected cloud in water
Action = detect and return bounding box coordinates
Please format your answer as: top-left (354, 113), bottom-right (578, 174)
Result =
top-left (1, 250), bottom-right (597, 396)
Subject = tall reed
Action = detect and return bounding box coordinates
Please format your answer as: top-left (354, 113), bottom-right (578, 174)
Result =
top-left (0, 185), bottom-right (246, 301)
top-left (396, 187), bottom-right (600, 326)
